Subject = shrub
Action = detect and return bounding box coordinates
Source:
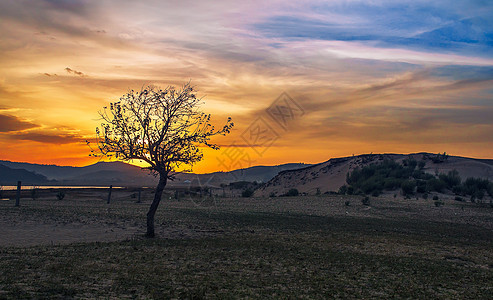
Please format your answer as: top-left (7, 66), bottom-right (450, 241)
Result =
top-left (56, 191), bottom-right (65, 200)
top-left (241, 189), bottom-right (254, 198)
top-left (361, 196), bottom-right (370, 206)
top-left (269, 192), bottom-right (276, 197)
top-left (285, 188), bottom-right (299, 197)
top-left (452, 185), bottom-right (464, 195)
top-left (438, 170), bottom-right (461, 189)
top-left (427, 178), bottom-right (446, 193)
top-left (473, 190), bottom-right (485, 203)
top-left (401, 180), bottom-right (416, 196)
top-left (345, 201), bottom-right (351, 206)
top-left (416, 180), bottom-right (427, 193)
top-left (434, 200), bottom-right (444, 207)
top-left (402, 158), bottom-right (417, 170)
top-left (384, 178), bottom-right (403, 190)
top-left (432, 195), bottom-right (439, 200)
top-left (31, 187), bottom-right (38, 200)
top-left (463, 177), bottom-right (490, 199)
top-left (454, 196), bottom-right (464, 202)
top-left (431, 152), bottom-right (448, 163)
top-left (344, 158), bottom-right (491, 200)
top-left (338, 185), bottom-right (348, 195)
top-left (347, 186), bottom-right (354, 195)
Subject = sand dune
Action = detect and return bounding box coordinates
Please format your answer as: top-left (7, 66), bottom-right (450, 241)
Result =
top-left (256, 153), bottom-right (493, 197)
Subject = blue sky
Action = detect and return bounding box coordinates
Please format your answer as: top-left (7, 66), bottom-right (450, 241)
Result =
top-left (256, 1), bottom-right (493, 57)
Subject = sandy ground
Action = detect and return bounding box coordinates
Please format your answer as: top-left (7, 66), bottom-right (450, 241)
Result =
top-left (0, 189), bottom-right (199, 247)
top-left (1, 188), bottom-right (492, 247)
top-left (0, 222), bottom-right (133, 247)
top-left (257, 153), bottom-right (493, 196)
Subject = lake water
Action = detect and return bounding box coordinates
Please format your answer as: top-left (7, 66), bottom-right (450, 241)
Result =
top-left (0, 186), bottom-right (121, 190)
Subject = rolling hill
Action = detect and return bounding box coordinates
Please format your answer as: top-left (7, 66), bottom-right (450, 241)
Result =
top-left (256, 153), bottom-right (493, 197)
top-left (0, 160), bottom-right (309, 187)
top-left (0, 164), bottom-right (51, 185)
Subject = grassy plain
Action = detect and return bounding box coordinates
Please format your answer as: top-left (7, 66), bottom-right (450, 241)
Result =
top-left (0, 189), bottom-right (492, 298)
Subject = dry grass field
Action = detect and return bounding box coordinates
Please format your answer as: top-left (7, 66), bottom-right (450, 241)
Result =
top-left (0, 188), bottom-right (492, 298)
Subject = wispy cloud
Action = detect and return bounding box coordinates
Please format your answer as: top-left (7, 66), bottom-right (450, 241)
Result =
top-left (255, 1), bottom-right (493, 58)
top-left (65, 67), bottom-right (86, 77)
top-left (7, 131), bottom-right (81, 144)
top-left (0, 114), bottom-right (39, 132)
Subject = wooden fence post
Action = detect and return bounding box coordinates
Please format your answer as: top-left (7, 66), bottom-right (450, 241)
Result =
top-left (107, 185), bottom-right (112, 204)
top-left (15, 181), bottom-right (21, 207)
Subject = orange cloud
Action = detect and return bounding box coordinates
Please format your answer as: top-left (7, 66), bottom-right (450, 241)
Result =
top-left (65, 67), bottom-right (86, 77)
top-left (7, 131), bottom-right (82, 144)
top-left (0, 114), bottom-right (39, 132)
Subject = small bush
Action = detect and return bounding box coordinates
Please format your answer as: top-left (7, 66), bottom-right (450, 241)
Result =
top-left (473, 190), bottom-right (485, 203)
top-left (338, 185), bottom-right (348, 195)
top-left (285, 188), bottom-right (299, 197)
top-left (402, 158), bottom-right (417, 170)
top-left (362, 196), bottom-right (370, 206)
top-left (462, 177), bottom-right (490, 200)
top-left (431, 152), bottom-right (448, 163)
top-left (56, 191), bottom-right (65, 200)
top-left (345, 201), bottom-right (351, 206)
top-left (31, 187), bottom-right (38, 200)
top-left (434, 200), bottom-right (444, 207)
top-left (454, 196), bottom-right (464, 202)
top-left (427, 178), bottom-right (446, 193)
top-left (346, 186), bottom-right (354, 195)
top-left (432, 195), bottom-right (439, 200)
top-left (269, 192), bottom-right (276, 198)
top-left (401, 180), bottom-right (416, 196)
top-left (416, 180), bottom-right (427, 194)
top-left (241, 189), bottom-right (254, 198)
top-left (439, 170), bottom-right (461, 189)
top-left (452, 185), bottom-right (464, 195)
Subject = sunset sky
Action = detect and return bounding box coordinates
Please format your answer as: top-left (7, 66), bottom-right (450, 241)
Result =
top-left (1, 0), bottom-right (492, 173)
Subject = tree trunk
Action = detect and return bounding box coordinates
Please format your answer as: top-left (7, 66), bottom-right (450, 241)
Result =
top-left (146, 174), bottom-right (167, 238)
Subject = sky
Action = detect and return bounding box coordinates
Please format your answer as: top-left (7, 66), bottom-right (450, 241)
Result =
top-left (0, 0), bottom-right (492, 173)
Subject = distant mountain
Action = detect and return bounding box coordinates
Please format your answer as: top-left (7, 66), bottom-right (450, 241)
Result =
top-left (169, 163), bottom-right (310, 187)
top-left (0, 160), bottom-right (147, 181)
top-left (0, 164), bottom-right (51, 185)
top-left (256, 153), bottom-right (493, 197)
top-left (0, 160), bottom-right (310, 187)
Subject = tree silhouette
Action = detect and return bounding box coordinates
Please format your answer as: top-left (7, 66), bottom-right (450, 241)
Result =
top-left (91, 82), bottom-right (233, 237)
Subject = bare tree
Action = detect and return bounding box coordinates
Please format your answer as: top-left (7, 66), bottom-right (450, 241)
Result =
top-left (91, 82), bottom-right (233, 237)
